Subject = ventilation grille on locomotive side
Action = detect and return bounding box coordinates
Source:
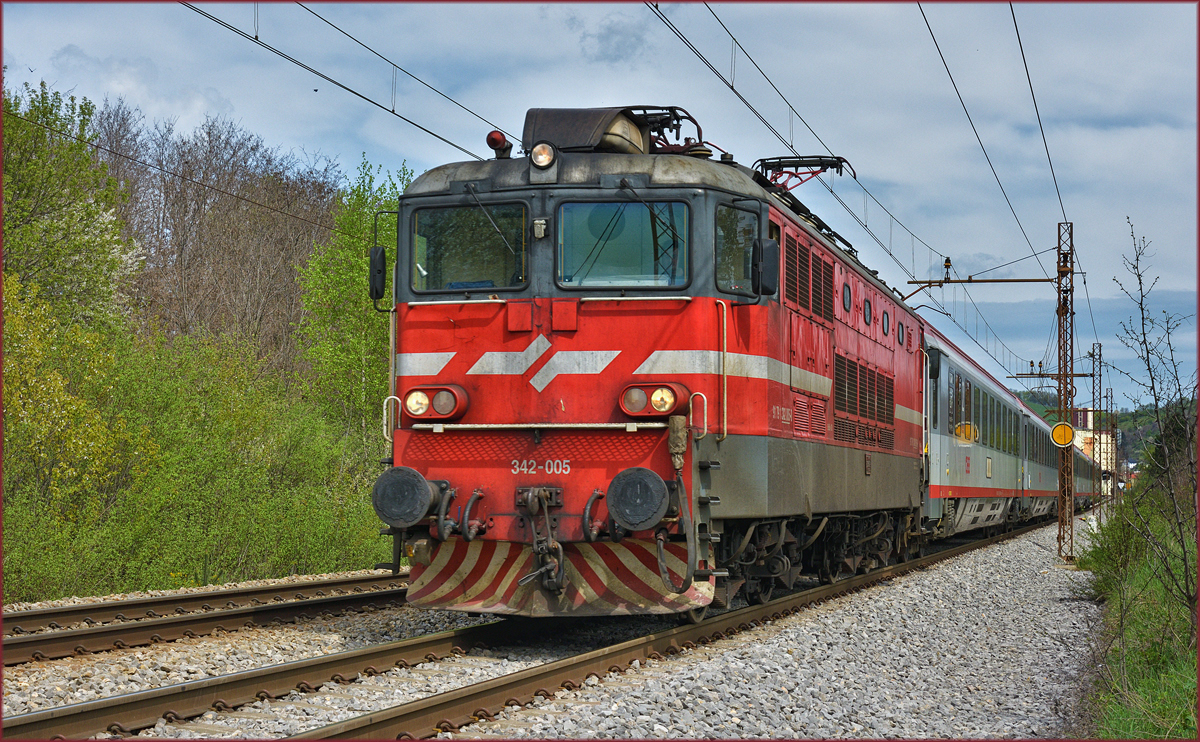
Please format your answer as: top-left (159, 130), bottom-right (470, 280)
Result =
top-left (833, 353), bottom-right (896, 449)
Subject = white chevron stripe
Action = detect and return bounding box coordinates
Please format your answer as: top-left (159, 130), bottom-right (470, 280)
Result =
top-left (396, 351), bottom-right (456, 377)
top-left (529, 350), bottom-right (621, 392)
top-left (467, 335), bottom-right (552, 375)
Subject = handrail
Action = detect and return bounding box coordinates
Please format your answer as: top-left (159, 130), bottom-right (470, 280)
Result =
top-left (383, 396), bottom-right (402, 443)
top-left (411, 422), bottom-right (668, 432)
top-left (406, 299), bottom-right (507, 306)
top-left (688, 391), bottom-right (708, 440)
top-left (715, 299), bottom-right (729, 441)
top-left (578, 296), bottom-right (693, 303)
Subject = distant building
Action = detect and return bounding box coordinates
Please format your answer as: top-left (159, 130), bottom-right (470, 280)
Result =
top-left (1072, 408), bottom-right (1117, 499)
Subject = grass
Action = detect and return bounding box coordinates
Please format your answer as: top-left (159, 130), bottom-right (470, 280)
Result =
top-left (1079, 492), bottom-right (1198, 739)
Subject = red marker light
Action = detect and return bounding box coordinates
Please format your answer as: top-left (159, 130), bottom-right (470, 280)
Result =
top-left (486, 130), bottom-right (512, 159)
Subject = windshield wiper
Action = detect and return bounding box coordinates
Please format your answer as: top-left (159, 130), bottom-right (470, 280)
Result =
top-left (465, 183), bottom-right (516, 254)
top-left (619, 178), bottom-right (684, 283)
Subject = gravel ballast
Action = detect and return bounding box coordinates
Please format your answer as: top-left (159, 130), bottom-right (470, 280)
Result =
top-left (447, 520), bottom-right (1101, 739)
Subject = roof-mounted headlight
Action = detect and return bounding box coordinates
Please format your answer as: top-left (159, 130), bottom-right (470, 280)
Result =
top-left (530, 141), bottom-right (556, 169)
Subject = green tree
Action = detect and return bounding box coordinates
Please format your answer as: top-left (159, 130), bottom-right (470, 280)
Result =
top-left (1, 274), bottom-right (153, 522)
top-left (2, 78), bottom-right (140, 323)
top-left (297, 155), bottom-right (411, 453)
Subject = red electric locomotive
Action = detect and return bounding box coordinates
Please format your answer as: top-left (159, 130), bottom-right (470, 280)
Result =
top-left (368, 106), bottom-right (1081, 619)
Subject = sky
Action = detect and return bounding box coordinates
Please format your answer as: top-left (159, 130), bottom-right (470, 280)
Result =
top-left (3, 2), bottom-right (1196, 411)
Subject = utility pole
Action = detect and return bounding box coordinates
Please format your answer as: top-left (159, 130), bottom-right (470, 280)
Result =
top-left (1091, 342), bottom-right (1102, 526)
top-left (1055, 223), bottom-right (1076, 561)
top-left (1106, 388), bottom-right (1116, 510)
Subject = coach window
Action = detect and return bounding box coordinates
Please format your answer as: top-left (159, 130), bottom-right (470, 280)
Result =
top-left (842, 283), bottom-right (852, 313)
top-left (989, 396), bottom-right (997, 449)
top-left (972, 386), bottom-right (981, 444)
top-left (897, 321), bottom-right (904, 344)
top-left (559, 201), bottom-right (689, 288)
top-left (863, 298), bottom-right (872, 326)
top-left (412, 203), bottom-right (528, 291)
top-left (953, 371), bottom-right (963, 433)
top-left (714, 204), bottom-right (757, 295)
top-left (882, 310), bottom-right (890, 335)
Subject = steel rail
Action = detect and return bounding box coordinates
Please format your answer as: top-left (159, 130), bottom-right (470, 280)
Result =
top-left (3, 586), bottom-right (408, 666)
top-left (4, 523), bottom-right (1044, 740)
top-left (3, 572), bottom-right (408, 636)
top-left (287, 523), bottom-right (1044, 740)
top-left (1, 619), bottom-right (513, 740)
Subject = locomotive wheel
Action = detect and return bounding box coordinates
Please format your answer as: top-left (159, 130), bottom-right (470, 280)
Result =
top-left (746, 579), bottom-right (774, 604)
top-left (820, 560), bottom-right (854, 584)
top-left (684, 605), bottom-right (708, 624)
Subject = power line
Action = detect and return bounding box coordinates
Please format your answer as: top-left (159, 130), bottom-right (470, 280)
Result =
top-left (1010, 3), bottom-right (1066, 223)
top-left (7, 110), bottom-right (363, 244)
top-left (970, 246), bottom-right (1057, 278)
top-left (700, 2), bottom-right (949, 276)
top-left (918, 2), bottom-right (1050, 281)
top-left (1008, 3), bottom-right (1101, 352)
top-left (294, 2), bottom-right (517, 142)
top-left (647, 2), bottom-right (937, 285)
top-left (649, 2), bottom-right (1042, 385)
top-left (180, 2), bottom-right (482, 161)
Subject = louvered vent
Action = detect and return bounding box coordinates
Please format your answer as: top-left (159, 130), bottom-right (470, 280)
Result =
top-left (810, 399), bottom-right (826, 436)
top-left (866, 367), bottom-right (877, 422)
top-left (820, 260), bottom-right (835, 320)
top-left (793, 397), bottom-right (808, 436)
top-left (834, 355), bottom-right (848, 413)
top-left (784, 235), bottom-right (799, 306)
top-left (880, 429), bottom-right (895, 450)
top-left (834, 417), bottom-right (856, 442)
top-left (811, 259), bottom-right (824, 320)
top-left (882, 376), bottom-right (895, 425)
top-left (857, 362), bottom-right (868, 420)
top-left (847, 360), bottom-right (859, 417)
top-left (798, 239), bottom-right (811, 311)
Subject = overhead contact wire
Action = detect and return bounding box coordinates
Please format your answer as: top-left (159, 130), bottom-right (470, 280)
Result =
top-left (180, 2), bottom-right (483, 161)
top-left (1010, 4), bottom-right (1100, 350)
top-left (918, 2), bottom-right (1049, 281)
top-left (295, 2), bottom-right (517, 141)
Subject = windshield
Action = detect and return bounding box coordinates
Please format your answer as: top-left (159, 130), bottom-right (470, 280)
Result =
top-left (715, 204), bottom-right (758, 295)
top-left (411, 204), bottom-right (527, 291)
top-left (557, 201), bottom-right (688, 287)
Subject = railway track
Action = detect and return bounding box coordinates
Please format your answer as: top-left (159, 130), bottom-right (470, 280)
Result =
top-left (2, 573), bottom-right (408, 666)
top-left (3, 525), bottom-right (1039, 740)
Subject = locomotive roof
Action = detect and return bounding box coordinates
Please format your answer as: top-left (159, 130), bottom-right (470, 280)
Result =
top-left (404, 151), bottom-right (771, 199)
